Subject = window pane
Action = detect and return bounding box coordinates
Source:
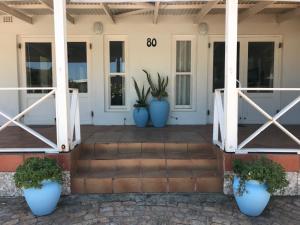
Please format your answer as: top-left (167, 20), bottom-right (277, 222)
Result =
top-left (176, 41), bottom-right (191, 72)
top-left (176, 75), bottom-right (191, 105)
top-left (110, 41), bottom-right (125, 73)
top-left (110, 76), bottom-right (125, 106)
top-left (213, 42), bottom-right (240, 91)
top-left (25, 43), bottom-right (52, 93)
top-left (248, 42), bottom-right (274, 88)
top-left (67, 42), bottom-right (88, 93)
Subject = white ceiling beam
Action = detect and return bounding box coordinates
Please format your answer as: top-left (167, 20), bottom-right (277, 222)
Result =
top-left (8, 3), bottom-right (300, 10)
top-left (194, 1), bottom-right (220, 24)
top-left (276, 7), bottom-right (300, 23)
top-left (0, 2), bottom-right (33, 24)
top-left (102, 3), bottom-right (115, 23)
top-left (239, 1), bottom-right (276, 23)
top-left (153, 2), bottom-right (160, 24)
top-left (39, 0), bottom-right (75, 24)
top-left (115, 8), bottom-right (154, 18)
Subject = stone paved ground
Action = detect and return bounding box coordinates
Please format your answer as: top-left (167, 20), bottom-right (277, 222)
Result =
top-left (0, 194), bottom-right (299, 225)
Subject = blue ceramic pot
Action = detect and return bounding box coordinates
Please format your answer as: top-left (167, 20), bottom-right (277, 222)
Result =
top-left (233, 176), bottom-right (270, 217)
top-left (23, 180), bottom-right (62, 216)
top-left (133, 107), bottom-right (149, 127)
top-left (149, 98), bottom-right (170, 128)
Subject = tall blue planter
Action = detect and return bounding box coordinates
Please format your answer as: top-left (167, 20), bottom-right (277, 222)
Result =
top-left (23, 180), bottom-right (62, 216)
top-left (149, 98), bottom-right (170, 128)
top-left (233, 176), bottom-right (270, 217)
top-left (133, 107), bottom-right (149, 127)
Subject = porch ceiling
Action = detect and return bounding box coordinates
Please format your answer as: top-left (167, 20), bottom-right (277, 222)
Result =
top-left (0, 0), bottom-right (299, 24)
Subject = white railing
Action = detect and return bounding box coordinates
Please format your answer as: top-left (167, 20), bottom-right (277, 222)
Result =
top-left (213, 88), bottom-right (300, 154)
top-left (213, 89), bottom-right (225, 149)
top-left (0, 87), bottom-right (81, 153)
top-left (69, 88), bottom-right (81, 149)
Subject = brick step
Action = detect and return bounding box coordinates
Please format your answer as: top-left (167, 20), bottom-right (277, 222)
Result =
top-left (76, 158), bottom-right (218, 172)
top-left (79, 143), bottom-right (216, 159)
top-left (72, 142), bottom-right (222, 194)
top-left (72, 170), bottom-right (223, 194)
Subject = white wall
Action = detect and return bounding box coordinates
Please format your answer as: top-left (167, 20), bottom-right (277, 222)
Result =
top-left (0, 34), bottom-right (19, 124)
top-left (0, 14), bottom-right (299, 125)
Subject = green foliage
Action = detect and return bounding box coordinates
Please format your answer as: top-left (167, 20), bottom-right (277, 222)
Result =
top-left (233, 156), bottom-right (289, 195)
top-left (143, 70), bottom-right (168, 100)
top-left (133, 78), bottom-right (150, 108)
top-left (14, 157), bottom-right (63, 189)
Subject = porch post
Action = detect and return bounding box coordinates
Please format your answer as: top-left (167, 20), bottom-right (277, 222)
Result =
top-left (53, 0), bottom-right (70, 152)
top-left (224, 0), bottom-right (238, 152)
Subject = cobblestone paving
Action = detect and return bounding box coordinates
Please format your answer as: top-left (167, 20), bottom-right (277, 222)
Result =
top-left (0, 194), bottom-right (299, 225)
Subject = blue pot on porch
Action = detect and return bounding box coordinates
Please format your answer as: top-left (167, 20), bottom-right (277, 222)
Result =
top-left (23, 180), bottom-right (62, 216)
top-left (133, 107), bottom-right (149, 127)
top-left (149, 98), bottom-right (170, 128)
top-left (233, 176), bottom-right (270, 217)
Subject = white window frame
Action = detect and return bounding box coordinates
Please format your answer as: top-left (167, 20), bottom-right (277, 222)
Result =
top-left (207, 35), bottom-right (282, 123)
top-left (172, 35), bottom-right (197, 111)
top-left (104, 35), bottom-right (129, 111)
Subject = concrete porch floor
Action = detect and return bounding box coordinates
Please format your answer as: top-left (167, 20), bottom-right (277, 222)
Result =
top-left (0, 125), bottom-right (300, 149)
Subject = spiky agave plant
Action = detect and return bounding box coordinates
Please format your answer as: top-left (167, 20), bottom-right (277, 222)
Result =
top-left (133, 78), bottom-right (150, 108)
top-left (143, 70), bottom-right (168, 100)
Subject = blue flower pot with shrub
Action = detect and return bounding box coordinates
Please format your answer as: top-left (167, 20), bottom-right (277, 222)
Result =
top-left (132, 78), bottom-right (150, 127)
top-left (149, 98), bottom-right (170, 128)
top-left (14, 157), bottom-right (63, 216)
top-left (233, 176), bottom-right (270, 216)
top-left (133, 107), bottom-right (149, 127)
top-left (232, 157), bottom-right (288, 217)
top-left (144, 70), bottom-right (170, 128)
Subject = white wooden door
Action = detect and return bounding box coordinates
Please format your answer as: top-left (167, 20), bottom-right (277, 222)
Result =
top-left (207, 36), bottom-right (282, 124)
top-left (238, 36), bottom-right (281, 124)
top-left (19, 36), bottom-right (93, 125)
top-left (19, 37), bottom-right (56, 125)
top-left (67, 38), bottom-right (93, 124)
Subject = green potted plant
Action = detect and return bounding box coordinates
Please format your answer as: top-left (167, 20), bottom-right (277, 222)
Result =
top-left (14, 157), bottom-right (63, 216)
top-left (132, 78), bottom-right (150, 127)
top-left (143, 69), bottom-right (169, 128)
top-left (232, 157), bottom-right (288, 217)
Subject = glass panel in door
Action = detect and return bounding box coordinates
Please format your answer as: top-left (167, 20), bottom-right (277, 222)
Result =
top-left (247, 42), bottom-right (275, 89)
top-left (212, 42), bottom-right (240, 91)
top-left (25, 43), bottom-right (52, 93)
top-left (67, 42), bottom-right (88, 93)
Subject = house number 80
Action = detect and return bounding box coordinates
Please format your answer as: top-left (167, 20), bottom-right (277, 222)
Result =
top-left (147, 38), bottom-right (157, 47)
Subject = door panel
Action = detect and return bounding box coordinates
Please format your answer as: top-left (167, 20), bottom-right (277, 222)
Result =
top-left (208, 36), bottom-right (281, 124)
top-left (20, 37), bottom-right (93, 125)
top-left (21, 40), bottom-right (56, 125)
top-left (67, 41), bottom-right (92, 124)
top-left (240, 40), bottom-right (280, 124)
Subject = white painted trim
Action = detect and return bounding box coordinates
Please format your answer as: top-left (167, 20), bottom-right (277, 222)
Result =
top-left (171, 35), bottom-right (197, 112)
top-left (224, 0), bottom-right (238, 152)
top-left (104, 35), bottom-right (129, 112)
top-left (53, 0), bottom-right (70, 152)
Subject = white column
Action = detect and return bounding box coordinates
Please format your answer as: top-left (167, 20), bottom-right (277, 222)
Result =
top-left (224, 0), bottom-right (238, 152)
top-left (53, 0), bottom-right (70, 152)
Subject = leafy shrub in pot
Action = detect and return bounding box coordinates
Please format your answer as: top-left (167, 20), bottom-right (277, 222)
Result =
top-left (232, 157), bottom-right (288, 217)
top-left (144, 69), bottom-right (169, 128)
top-left (132, 78), bottom-right (150, 127)
top-left (14, 157), bottom-right (63, 216)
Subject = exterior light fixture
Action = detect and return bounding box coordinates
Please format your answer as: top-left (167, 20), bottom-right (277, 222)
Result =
top-left (93, 22), bottom-right (103, 34)
top-left (199, 22), bottom-right (209, 35)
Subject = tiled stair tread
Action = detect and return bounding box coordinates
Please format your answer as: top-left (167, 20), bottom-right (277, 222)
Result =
top-left (79, 152), bottom-right (217, 160)
top-left (80, 142), bottom-right (216, 152)
top-left (73, 169), bottom-right (220, 179)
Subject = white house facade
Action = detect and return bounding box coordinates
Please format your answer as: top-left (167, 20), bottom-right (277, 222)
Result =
top-left (1, 0), bottom-right (300, 196)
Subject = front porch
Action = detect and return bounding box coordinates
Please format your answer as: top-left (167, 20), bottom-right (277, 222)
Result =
top-left (1, 125), bottom-right (300, 149)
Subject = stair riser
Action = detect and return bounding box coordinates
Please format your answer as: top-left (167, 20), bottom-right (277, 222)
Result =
top-left (80, 143), bottom-right (216, 156)
top-left (77, 159), bottom-right (218, 172)
top-left (71, 177), bottom-right (223, 194)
